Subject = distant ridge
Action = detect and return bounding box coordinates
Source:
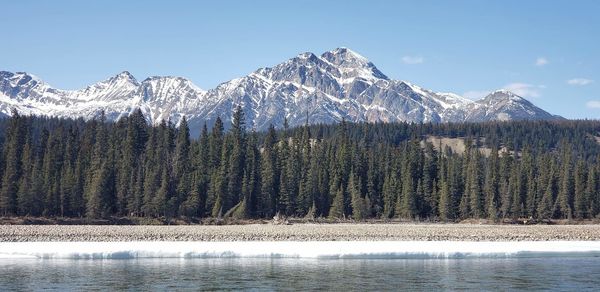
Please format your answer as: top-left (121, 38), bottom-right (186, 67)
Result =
top-left (0, 48), bottom-right (559, 134)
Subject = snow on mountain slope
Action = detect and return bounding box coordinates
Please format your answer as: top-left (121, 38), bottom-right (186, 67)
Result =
top-left (0, 48), bottom-right (560, 134)
top-left (466, 90), bottom-right (557, 122)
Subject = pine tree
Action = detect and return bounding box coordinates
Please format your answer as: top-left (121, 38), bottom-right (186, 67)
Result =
top-left (329, 184), bottom-right (345, 219)
top-left (226, 106), bottom-right (246, 214)
top-left (509, 162), bottom-right (523, 219)
top-left (366, 151), bottom-right (382, 217)
top-left (296, 119), bottom-right (312, 215)
top-left (556, 146), bottom-right (573, 219)
top-left (538, 162), bottom-right (557, 219)
top-left (42, 131), bottom-right (64, 216)
top-left (522, 147), bottom-right (537, 218)
top-left (397, 169), bottom-right (416, 219)
top-left (421, 142), bottom-right (437, 218)
top-left (466, 149), bottom-right (483, 218)
top-left (259, 125), bottom-right (278, 217)
top-left (240, 131), bottom-right (260, 218)
top-left (85, 113), bottom-right (115, 218)
top-left (211, 136), bottom-right (231, 218)
top-left (17, 130), bottom-right (34, 215)
top-left (0, 110), bottom-right (25, 215)
top-left (142, 128), bottom-right (160, 216)
top-left (349, 173), bottom-right (366, 220)
top-left (438, 154), bottom-right (452, 221)
top-left (499, 151), bottom-right (512, 218)
top-left (484, 147), bottom-right (499, 220)
top-left (573, 159), bottom-right (588, 219)
top-left (174, 116), bottom-right (192, 211)
top-left (382, 173), bottom-right (398, 218)
top-left (180, 172), bottom-right (201, 217)
top-left (586, 165), bottom-right (599, 218)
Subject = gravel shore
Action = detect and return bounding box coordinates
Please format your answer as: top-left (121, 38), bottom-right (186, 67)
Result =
top-left (2, 224), bottom-right (600, 242)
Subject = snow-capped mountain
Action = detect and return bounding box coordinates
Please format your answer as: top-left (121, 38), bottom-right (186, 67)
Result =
top-left (0, 47), bottom-right (559, 134)
top-left (465, 90), bottom-right (557, 122)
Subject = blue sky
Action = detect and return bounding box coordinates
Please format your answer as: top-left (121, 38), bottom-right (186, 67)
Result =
top-left (2, 0), bottom-right (599, 119)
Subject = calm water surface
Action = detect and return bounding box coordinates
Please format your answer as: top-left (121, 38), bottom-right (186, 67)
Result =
top-left (1, 257), bottom-right (600, 291)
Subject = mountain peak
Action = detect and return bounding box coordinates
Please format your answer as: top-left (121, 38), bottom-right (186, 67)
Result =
top-left (0, 71), bottom-right (46, 89)
top-left (116, 70), bottom-right (135, 79)
top-left (140, 75), bottom-right (205, 95)
top-left (97, 71), bottom-right (139, 88)
top-left (321, 47), bottom-right (369, 66)
top-left (323, 47), bottom-right (368, 63)
top-left (295, 51), bottom-right (318, 60)
top-left (0, 48), bottom-right (558, 132)
top-left (485, 90), bottom-right (526, 102)
top-left (320, 47), bottom-right (388, 81)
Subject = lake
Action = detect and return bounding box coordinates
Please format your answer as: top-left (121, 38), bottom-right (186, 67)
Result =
top-left (1, 257), bottom-right (600, 290)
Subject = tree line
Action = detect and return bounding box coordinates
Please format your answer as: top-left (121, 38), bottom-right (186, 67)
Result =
top-left (0, 107), bottom-right (600, 221)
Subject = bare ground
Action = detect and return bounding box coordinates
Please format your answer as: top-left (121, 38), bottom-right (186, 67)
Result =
top-left (2, 223), bottom-right (600, 242)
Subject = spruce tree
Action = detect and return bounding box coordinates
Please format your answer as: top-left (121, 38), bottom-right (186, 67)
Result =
top-left (17, 131), bottom-right (34, 215)
top-left (483, 147), bottom-right (499, 220)
top-left (349, 173), bottom-right (366, 220)
top-left (0, 110), bottom-right (25, 216)
top-left (573, 159), bottom-right (588, 219)
top-left (382, 173), bottom-right (398, 218)
top-left (174, 117), bottom-right (192, 210)
top-left (556, 147), bottom-right (573, 219)
top-left (586, 165), bottom-right (599, 218)
top-left (466, 149), bottom-right (483, 218)
top-left (259, 125), bottom-right (278, 217)
top-left (329, 184), bottom-right (345, 219)
top-left (226, 106), bottom-right (246, 214)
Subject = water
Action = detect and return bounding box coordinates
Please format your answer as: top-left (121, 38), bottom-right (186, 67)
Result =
top-left (1, 257), bottom-right (600, 291)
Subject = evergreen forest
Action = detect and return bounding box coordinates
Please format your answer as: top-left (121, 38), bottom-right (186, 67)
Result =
top-left (1, 107), bottom-right (600, 222)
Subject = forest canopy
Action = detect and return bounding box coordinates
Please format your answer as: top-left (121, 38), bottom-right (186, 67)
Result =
top-left (1, 107), bottom-right (600, 221)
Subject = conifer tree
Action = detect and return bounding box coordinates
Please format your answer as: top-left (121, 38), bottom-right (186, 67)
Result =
top-left (329, 184), bottom-right (345, 219)
top-left (259, 125), bottom-right (278, 217)
top-left (556, 147), bottom-right (573, 219)
top-left (211, 136), bottom-right (231, 218)
top-left (538, 160), bottom-right (557, 219)
top-left (397, 169), bottom-right (416, 219)
top-left (466, 149), bottom-right (483, 218)
top-left (586, 165), bottom-right (599, 218)
top-left (382, 173), bottom-right (398, 218)
top-left (227, 106), bottom-right (246, 214)
top-left (573, 159), bottom-right (588, 218)
top-left (484, 147), bottom-right (499, 220)
top-left (499, 151), bottom-right (512, 218)
top-left (86, 113), bottom-right (115, 218)
top-left (349, 173), bottom-right (366, 220)
top-left (174, 117), bottom-right (192, 209)
top-left (0, 110), bottom-right (25, 215)
top-left (17, 130), bottom-right (34, 215)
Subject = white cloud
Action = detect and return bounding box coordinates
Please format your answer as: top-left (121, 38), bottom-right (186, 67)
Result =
top-left (401, 56), bottom-right (424, 64)
top-left (535, 57), bottom-right (548, 66)
top-left (586, 101), bottom-right (600, 109)
top-left (503, 83), bottom-right (543, 98)
top-left (462, 90), bottom-right (491, 100)
top-left (567, 78), bottom-right (594, 86)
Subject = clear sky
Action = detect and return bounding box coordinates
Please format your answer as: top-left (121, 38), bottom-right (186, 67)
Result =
top-left (1, 0), bottom-right (599, 119)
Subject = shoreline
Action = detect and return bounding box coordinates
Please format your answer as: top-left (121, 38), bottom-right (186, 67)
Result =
top-left (2, 224), bottom-right (600, 242)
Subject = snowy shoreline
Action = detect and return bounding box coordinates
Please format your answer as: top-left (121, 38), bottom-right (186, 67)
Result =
top-left (2, 224), bottom-right (600, 242)
top-left (2, 241), bottom-right (600, 259)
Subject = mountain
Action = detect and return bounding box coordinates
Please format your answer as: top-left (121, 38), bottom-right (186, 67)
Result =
top-left (0, 48), bottom-right (559, 134)
top-left (465, 90), bottom-right (558, 121)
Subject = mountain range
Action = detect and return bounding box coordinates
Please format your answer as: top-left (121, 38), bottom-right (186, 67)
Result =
top-left (0, 47), bottom-right (559, 135)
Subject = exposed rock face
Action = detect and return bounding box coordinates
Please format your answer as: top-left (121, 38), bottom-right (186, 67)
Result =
top-left (0, 48), bottom-right (559, 135)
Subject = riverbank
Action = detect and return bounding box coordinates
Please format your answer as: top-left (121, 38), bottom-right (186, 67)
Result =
top-left (2, 224), bottom-right (600, 242)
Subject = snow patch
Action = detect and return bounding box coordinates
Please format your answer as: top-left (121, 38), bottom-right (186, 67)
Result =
top-left (1, 241), bottom-right (599, 260)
